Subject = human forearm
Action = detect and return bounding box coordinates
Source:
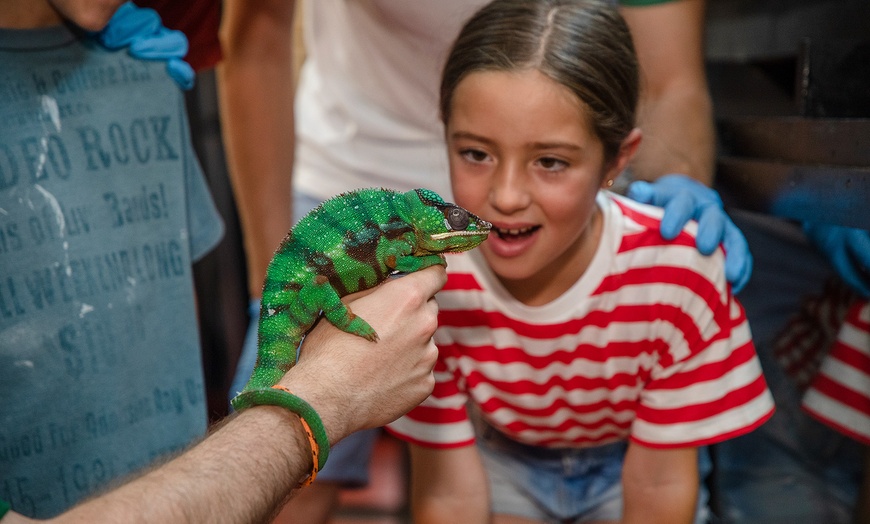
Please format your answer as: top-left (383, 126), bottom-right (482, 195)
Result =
top-left (409, 445), bottom-right (490, 524)
top-left (621, 444), bottom-right (698, 524)
top-left (412, 484), bottom-right (488, 524)
top-left (632, 82), bottom-right (714, 184)
top-left (619, 1), bottom-right (752, 290)
top-left (621, 0), bottom-right (715, 185)
top-left (622, 476), bottom-right (697, 524)
top-left (3, 268), bottom-right (445, 523)
top-left (0, 408), bottom-right (310, 524)
top-left (218, 0), bottom-right (298, 295)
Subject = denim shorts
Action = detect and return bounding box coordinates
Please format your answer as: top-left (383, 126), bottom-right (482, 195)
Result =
top-left (475, 419), bottom-right (626, 523)
top-left (474, 416), bottom-right (711, 523)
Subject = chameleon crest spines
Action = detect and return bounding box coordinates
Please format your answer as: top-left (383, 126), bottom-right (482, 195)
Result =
top-left (231, 187), bottom-right (490, 413)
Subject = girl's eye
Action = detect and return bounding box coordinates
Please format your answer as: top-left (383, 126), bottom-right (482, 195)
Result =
top-left (459, 148), bottom-right (490, 163)
top-left (537, 156), bottom-right (568, 171)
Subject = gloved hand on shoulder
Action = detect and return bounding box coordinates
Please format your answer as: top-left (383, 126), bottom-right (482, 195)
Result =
top-left (804, 221), bottom-right (870, 298)
top-left (94, 2), bottom-right (194, 90)
top-left (627, 173), bottom-right (753, 294)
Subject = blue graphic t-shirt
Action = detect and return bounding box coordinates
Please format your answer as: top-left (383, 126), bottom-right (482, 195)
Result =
top-left (0, 24), bottom-right (223, 517)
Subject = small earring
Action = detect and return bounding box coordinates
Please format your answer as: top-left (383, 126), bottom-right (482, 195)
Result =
top-left (605, 179), bottom-right (614, 187)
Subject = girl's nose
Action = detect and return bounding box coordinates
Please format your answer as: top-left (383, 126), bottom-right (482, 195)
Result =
top-left (489, 162), bottom-right (531, 214)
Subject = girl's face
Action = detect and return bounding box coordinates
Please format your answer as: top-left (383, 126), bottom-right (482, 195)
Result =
top-left (447, 69), bottom-right (638, 305)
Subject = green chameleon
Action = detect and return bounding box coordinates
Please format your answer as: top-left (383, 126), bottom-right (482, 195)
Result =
top-left (231, 188), bottom-right (490, 461)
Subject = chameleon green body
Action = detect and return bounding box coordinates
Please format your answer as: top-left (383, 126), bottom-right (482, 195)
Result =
top-left (231, 188), bottom-right (490, 419)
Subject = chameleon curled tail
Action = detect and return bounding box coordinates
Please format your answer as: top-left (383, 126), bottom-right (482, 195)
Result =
top-left (230, 188), bottom-right (490, 461)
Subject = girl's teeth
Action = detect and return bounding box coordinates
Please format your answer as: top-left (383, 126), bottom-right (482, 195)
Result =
top-left (496, 226), bottom-right (536, 237)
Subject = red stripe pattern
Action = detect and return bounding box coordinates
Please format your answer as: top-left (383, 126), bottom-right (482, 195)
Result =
top-left (803, 300), bottom-right (870, 444)
top-left (387, 193), bottom-right (774, 449)
top-left (773, 277), bottom-right (856, 389)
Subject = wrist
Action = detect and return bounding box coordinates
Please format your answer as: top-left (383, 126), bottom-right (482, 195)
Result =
top-left (236, 405), bottom-right (317, 489)
top-left (231, 384), bottom-right (330, 481)
top-left (277, 368), bottom-right (348, 446)
top-left (269, 385), bottom-right (325, 486)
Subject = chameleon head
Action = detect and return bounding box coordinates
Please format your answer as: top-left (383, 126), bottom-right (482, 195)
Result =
top-left (402, 188), bottom-right (491, 254)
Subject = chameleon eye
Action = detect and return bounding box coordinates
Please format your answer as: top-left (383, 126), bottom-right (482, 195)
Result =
top-left (445, 207), bottom-right (469, 230)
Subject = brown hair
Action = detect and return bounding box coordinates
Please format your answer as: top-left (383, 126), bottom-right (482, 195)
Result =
top-left (440, 0), bottom-right (638, 163)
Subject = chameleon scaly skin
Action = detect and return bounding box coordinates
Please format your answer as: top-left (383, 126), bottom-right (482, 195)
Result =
top-left (231, 188), bottom-right (490, 450)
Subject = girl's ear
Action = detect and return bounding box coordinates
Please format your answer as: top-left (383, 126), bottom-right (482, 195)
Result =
top-left (602, 127), bottom-right (642, 188)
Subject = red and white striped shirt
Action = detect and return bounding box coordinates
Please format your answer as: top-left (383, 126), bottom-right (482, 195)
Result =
top-left (388, 192), bottom-right (774, 449)
top-left (803, 299), bottom-right (870, 444)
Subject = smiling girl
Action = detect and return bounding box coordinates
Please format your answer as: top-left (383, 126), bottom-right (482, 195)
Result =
top-left (386, 1), bottom-right (774, 523)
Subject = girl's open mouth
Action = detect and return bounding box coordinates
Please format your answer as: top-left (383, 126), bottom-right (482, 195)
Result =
top-left (495, 225), bottom-right (540, 240)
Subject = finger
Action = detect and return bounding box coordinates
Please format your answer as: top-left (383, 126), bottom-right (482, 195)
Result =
top-left (829, 246), bottom-right (857, 288)
top-left (695, 207), bottom-right (726, 255)
top-left (843, 232), bottom-right (870, 298)
top-left (837, 261), bottom-right (870, 298)
top-left (848, 231), bottom-right (870, 297)
top-left (626, 180), bottom-right (655, 205)
top-left (660, 193), bottom-right (695, 240)
top-left (422, 337), bottom-right (440, 372)
top-left (847, 229), bottom-right (870, 268)
top-left (342, 266), bottom-right (447, 307)
top-left (730, 253), bottom-right (753, 295)
top-left (729, 252), bottom-right (753, 295)
top-left (166, 59), bottom-right (195, 90)
top-left (100, 4), bottom-right (161, 47)
top-left (129, 30), bottom-right (189, 58)
top-left (391, 265), bottom-right (448, 299)
top-left (723, 224), bottom-right (753, 293)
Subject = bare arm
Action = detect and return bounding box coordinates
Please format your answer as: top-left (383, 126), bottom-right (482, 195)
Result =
top-left (409, 443), bottom-right (490, 524)
top-left (621, 443), bottom-right (698, 524)
top-left (217, 0), bottom-right (298, 296)
top-left (620, 0), bottom-right (715, 185)
top-left (0, 409), bottom-right (316, 524)
top-left (3, 267), bottom-right (446, 524)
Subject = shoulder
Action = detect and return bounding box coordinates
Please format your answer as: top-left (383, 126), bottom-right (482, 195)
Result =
top-left (605, 191), bottom-right (705, 255)
top-left (606, 191), bottom-right (727, 287)
top-left (606, 191), bottom-right (676, 240)
top-left (596, 193), bottom-right (733, 336)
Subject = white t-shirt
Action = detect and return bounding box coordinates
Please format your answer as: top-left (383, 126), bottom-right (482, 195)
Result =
top-left (294, 0), bottom-right (483, 201)
top-left (293, 0), bottom-right (678, 202)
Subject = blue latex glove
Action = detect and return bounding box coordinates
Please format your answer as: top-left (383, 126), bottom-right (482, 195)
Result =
top-left (627, 174), bottom-right (753, 294)
top-left (804, 222), bottom-right (870, 298)
top-left (95, 2), bottom-right (194, 90)
top-left (229, 298), bottom-right (261, 406)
